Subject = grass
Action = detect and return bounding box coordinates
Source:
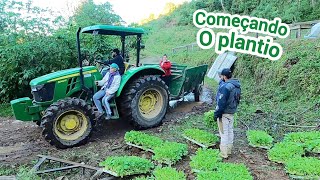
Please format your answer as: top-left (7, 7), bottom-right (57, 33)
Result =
top-left (0, 103), bottom-right (13, 118)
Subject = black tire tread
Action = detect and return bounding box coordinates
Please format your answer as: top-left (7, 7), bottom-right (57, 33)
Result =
top-left (41, 97), bottom-right (95, 149)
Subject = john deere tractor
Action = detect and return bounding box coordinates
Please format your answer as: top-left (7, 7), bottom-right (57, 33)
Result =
top-left (10, 25), bottom-right (208, 149)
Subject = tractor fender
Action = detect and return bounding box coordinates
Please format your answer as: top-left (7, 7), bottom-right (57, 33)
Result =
top-left (116, 65), bottom-right (165, 97)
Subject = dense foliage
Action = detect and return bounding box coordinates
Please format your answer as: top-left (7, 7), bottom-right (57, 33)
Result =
top-left (267, 142), bottom-right (305, 163)
top-left (190, 148), bottom-right (222, 172)
top-left (152, 167), bottom-right (186, 180)
top-left (99, 156), bottom-right (154, 177)
top-left (304, 139), bottom-right (320, 153)
top-left (285, 157), bottom-right (320, 178)
top-left (203, 110), bottom-right (218, 131)
top-left (124, 131), bottom-right (164, 150)
top-left (246, 130), bottom-right (274, 148)
top-left (283, 131), bottom-right (320, 144)
top-left (0, 0), bottom-right (121, 102)
top-left (184, 128), bottom-right (219, 146)
top-left (152, 142), bottom-right (188, 165)
top-left (196, 163), bottom-right (253, 180)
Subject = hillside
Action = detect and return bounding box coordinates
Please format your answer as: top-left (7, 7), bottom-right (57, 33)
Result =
top-left (141, 1), bottom-right (320, 139)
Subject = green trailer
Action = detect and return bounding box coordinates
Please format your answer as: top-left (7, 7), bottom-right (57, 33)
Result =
top-left (10, 25), bottom-right (208, 149)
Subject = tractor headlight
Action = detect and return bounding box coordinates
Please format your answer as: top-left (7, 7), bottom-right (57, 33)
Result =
top-left (31, 84), bottom-right (44, 91)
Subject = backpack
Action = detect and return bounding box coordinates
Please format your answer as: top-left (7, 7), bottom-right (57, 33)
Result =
top-left (226, 82), bottom-right (241, 107)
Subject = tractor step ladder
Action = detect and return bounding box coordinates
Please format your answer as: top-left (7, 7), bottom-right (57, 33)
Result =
top-left (32, 155), bottom-right (117, 180)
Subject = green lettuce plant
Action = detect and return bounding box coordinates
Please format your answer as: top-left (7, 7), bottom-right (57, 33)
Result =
top-left (153, 167), bottom-right (186, 180)
top-left (184, 128), bottom-right (219, 146)
top-left (152, 142), bottom-right (188, 165)
top-left (196, 163), bottom-right (253, 180)
top-left (99, 156), bottom-right (154, 177)
top-left (283, 131), bottom-right (320, 144)
top-left (246, 130), bottom-right (273, 148)
top-left (204, 110), bottom-right (218, 130)
top-left (190, 148), bottom-right (222, 172)
top-left (124, 131), bottom-right (163, 150)
top-left (267, 142), bottom-right (304, 163)
top-left (285, 157), bottom-right (320, 178)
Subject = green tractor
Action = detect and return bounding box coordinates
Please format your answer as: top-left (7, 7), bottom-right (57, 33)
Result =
top-left (10, 25), bottom-right (208, 149)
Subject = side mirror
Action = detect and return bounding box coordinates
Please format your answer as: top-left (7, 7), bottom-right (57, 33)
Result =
top-left (140, 44), bottom-right (145, 49)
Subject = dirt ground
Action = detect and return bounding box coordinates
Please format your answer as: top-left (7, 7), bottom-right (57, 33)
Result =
top-left (0, 87), bottom-right (289, 180)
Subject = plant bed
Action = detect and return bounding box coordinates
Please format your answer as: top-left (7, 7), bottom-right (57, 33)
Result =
top-left (285, 157), bottom-right (320, 179)
top-left (190, 148), bottom-right (222, 172)
top-left (283, 131), bottom-right (320, 144)
top-left (267, 142), bottom-right (304, 164)
top-left (152, 142), bottom-right (188, 166)
top-left (246, 130), bottom-right (273, 149)
top-left (125, 131), bottom-right (163, 151)
top-left (183, 128), bottom-right (219, 148)
top-left (196, 163), bottom-right (253, 180)
top-left (99, 156), bottom-right (154, 177)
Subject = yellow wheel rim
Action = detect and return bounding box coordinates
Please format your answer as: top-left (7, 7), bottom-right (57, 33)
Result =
top-left (54, 110), bottom-right (89, 141)
top-left (138, 88), bottom-right (163, 120)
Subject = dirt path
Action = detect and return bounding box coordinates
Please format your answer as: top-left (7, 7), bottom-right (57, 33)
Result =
top-left (0, 87), bottom-right (289, 179)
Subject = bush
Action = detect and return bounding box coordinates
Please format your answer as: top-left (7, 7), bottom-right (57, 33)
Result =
top-left (246, 130), bottom-right (273, 148)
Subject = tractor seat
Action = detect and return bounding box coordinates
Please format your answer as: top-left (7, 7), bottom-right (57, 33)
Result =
top-left (124, 62), bottom-right (131, 73)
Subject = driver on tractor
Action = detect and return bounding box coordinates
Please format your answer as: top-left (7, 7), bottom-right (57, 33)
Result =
top-left (101, 48), bottom-right (125, 75)
top-left (93, 63), bottom-right (121, 120)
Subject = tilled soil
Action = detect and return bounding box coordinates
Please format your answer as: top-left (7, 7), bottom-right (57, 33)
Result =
top-left (0, 87), bottom-right (288, 180)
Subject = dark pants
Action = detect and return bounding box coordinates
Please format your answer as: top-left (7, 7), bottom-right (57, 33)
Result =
top-left (161, 76), bottom-right (172, 86)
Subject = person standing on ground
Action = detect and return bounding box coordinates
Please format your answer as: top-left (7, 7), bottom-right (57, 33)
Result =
top-left (159, 54), bottom-right (172, 85)
top-left (93, 63), bottom-right (121, 120)
top-left (214, 68), bottom-right (241, 158)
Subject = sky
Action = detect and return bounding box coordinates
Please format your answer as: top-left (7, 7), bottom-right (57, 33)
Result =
top-left (31, 0), bottom-right (190, 24)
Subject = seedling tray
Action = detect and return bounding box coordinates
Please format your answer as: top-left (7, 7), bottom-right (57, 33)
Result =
top-left (248, 143), bottom-right (271, 150)
top-left (126, 142), bottom-right (155, 153)
top-left (183, 135), bottom-right (216, 148)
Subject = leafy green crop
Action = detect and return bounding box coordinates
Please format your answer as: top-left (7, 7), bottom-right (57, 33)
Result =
top-left (190, 148), bottom-right (222, 172)
top-left (124, 131), bottom-right (164, 150)
top-left (267, 142), bottom-right (304, 163)
top-left (246, 130), bottom-right (273, 148)
top-left (153, 167), bottom-right (186, 180)
top-left (285, 157), bottom-right (320, 178)
top-left (204, 110), bottom-right (218, 130)
top-left (184, 128), bottom-right (219, 146)
top-left (283, 131), bottom-right (320, 144)
top-left (304, 139), bottom-right (320, 153)
top-left (99, 156), bottom-right (154, 177)
top-left (152, 142), bottom-right (188, 165)
top-left (196, 163), bottom-right (253, 180)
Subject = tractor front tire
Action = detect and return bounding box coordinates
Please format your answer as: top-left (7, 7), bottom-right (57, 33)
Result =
top-left (41, 98), bottom-right (95, 149)
top-left (120, 76), bottom-right (169, 129)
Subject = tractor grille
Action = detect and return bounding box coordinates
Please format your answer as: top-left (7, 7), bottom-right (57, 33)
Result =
top-left (32, 82), bottom-right (55, 102)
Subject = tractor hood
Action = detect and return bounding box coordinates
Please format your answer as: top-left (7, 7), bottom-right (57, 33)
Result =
top-left (30, 66), bottom-right (98, 86)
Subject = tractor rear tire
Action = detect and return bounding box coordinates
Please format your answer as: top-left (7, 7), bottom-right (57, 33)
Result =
top-left (120, 76), bottom-right (169, 129)
top-left (41, 97), bottom-right (95, 149)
